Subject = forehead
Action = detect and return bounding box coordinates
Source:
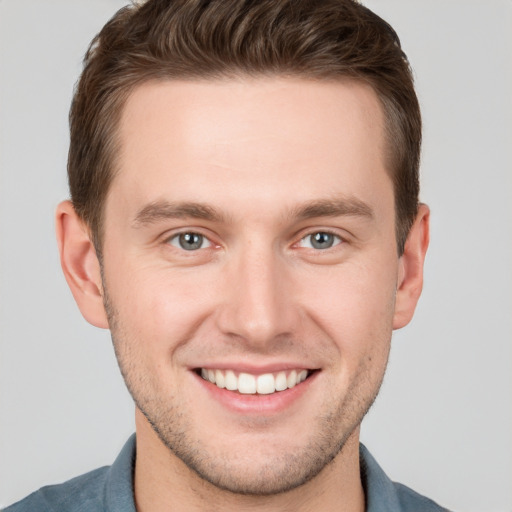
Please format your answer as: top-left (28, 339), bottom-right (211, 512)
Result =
top-left (109, 77), bottom-right (390, 221)
top-left (118, 77), bottom-right (384, 157)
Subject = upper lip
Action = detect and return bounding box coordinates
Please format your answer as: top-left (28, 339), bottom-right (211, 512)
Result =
top-left (190, 362), bottom-right (318, 374)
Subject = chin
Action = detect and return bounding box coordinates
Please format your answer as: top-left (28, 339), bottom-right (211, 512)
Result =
top-left (140, 403), bottom-right (356, 496)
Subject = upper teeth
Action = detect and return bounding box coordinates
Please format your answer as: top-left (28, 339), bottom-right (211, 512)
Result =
top-left (200, 369), bottom-right (309, 394)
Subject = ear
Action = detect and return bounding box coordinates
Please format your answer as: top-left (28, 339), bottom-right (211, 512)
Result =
top-left (56, 200), bottom-right (109, 329)
top-left (393, 204), bottom-right (430, 330)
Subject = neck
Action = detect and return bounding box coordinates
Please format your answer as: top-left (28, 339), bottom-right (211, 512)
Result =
top-left (133, 410), bottom-right (365, 512)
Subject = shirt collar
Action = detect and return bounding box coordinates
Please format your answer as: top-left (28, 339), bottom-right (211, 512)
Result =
top-left (104, 434), bottom-right (137, 512)
top-left (360, 443), bottom-right (403, 511)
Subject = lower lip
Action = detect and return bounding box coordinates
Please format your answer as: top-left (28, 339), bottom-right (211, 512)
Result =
top-left (193, 371), bottom-right (318, 415)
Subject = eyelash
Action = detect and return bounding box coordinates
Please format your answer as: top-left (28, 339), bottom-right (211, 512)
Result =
top-left (166, 231), bottom-right (213, 251)
top-left (164, 229), bottom-right (344, 253)
top-left (297, 230), bottom-right (343, 250)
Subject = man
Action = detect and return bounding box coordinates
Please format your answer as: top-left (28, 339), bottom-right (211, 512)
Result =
top-left (4, 0), bottom-right (448, 510)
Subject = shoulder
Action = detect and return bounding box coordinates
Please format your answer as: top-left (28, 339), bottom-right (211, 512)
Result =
top-left (3, 466), bottom-right (110, 512)
top-left (360, 443), bottom-right (451, 512)
top-left (3, 435), bottom-right (136, 512)
top-left (393, 481), bottom-right (451, 512)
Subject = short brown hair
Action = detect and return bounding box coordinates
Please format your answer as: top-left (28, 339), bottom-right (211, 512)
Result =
top-left (68, 0), bottom-right (421, 255)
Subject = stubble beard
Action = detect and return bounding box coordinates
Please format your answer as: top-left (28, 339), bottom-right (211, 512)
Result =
top-left (103, 285), bottom-right (389, 496)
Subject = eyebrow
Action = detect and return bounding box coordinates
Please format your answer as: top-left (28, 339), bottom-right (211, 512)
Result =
top-left (132, 200), bottom-right (225, 227)
top-left (291, 197), bottom-right (374, 221)
top-left (132, 196), bottom-right (374, 228)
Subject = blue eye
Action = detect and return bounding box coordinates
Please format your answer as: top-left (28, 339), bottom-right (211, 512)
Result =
top-left (169, 232), bottom-right (211, 251)
top-left (300, 232), bottom-right (341, 250)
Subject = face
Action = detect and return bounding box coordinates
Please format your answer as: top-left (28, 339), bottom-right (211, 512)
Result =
top-left (100, 77), bottom-right (401, 494)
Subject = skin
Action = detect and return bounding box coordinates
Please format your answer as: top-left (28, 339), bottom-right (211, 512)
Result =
top-left (56, 77), bottom-right (429, 512)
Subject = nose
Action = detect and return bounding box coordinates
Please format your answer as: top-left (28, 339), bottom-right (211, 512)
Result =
top-left (215, 239), bottom-right (298, 349)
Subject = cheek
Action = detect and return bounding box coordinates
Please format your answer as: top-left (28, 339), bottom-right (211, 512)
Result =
top-left (300, 258), bottom-right (398, 351)
top-left (106, 261), bottom-right (217, 351)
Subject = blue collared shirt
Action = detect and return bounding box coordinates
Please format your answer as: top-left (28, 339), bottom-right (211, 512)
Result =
top-left (4, 435), bottom-right (450, 511)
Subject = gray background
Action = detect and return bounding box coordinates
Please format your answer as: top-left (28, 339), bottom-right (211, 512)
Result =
top-left (1, 1), bottom-right (511, 510)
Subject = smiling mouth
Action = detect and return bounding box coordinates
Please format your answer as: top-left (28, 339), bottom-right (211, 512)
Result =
top-left (197, 368), bottom-right (313, 395)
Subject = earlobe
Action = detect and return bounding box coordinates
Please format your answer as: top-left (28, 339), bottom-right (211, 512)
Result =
top-left (56, 201), bottom-right (109, 329)
top-left (393, 204), bottom-right (430, 330)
